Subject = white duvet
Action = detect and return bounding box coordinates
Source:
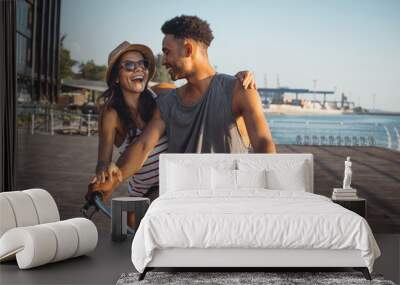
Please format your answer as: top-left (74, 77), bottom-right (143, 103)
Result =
top-left (131, 190), bottom-right (380, 273)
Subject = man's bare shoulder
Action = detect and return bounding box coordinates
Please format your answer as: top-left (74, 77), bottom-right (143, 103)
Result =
top-left (231, 79), bottom-right (261, 114)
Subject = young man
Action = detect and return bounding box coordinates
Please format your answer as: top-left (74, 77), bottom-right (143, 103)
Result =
top-left (89, 15), bottom-right (276, 201)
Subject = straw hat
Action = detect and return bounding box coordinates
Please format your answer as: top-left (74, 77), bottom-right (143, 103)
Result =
top-left (106, 41), bottom-right (156, 85)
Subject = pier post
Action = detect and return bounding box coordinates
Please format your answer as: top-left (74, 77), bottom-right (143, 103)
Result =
top-left (87, 113), bottom-right (91, 136)
top-left (31, 113), bottom-right (35, 135)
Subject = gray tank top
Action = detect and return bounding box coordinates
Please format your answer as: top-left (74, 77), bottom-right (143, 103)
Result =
top-left (157, 73), bottom-right (248, 153)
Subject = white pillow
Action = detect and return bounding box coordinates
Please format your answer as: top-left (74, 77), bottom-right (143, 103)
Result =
top-left (212, 168), bottom-right (237, 190)
top-left (266, 162), bottom-right (307, 191)
top-left (167, 162), bottom-right (212, 191)
top-left (236, 169), bottom-right (267, 189)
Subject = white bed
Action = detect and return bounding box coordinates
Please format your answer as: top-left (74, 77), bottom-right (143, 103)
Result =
top-left (131, 154), bottom-right (380, 280)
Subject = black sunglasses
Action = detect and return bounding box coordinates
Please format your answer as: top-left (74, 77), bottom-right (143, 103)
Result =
top-left (120, 59), bottom-right (150, 71)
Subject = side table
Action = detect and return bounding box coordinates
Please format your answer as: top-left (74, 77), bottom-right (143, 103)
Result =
top-left (111, 197), bottom-right (150, 242)
top-left (332, 197), bottom-right (366, 218)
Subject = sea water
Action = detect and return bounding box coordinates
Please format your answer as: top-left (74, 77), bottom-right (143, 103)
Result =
top-left (265, 114), bottom-right (400, 150)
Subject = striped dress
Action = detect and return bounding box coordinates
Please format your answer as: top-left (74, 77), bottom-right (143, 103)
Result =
top-left (118, 129), bottom-right (168, 197)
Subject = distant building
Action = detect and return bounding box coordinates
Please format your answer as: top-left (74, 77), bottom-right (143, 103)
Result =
top-left (258, 87), bottom-right (336, 108)
top-left (16, 0), bottom-right (61, 103)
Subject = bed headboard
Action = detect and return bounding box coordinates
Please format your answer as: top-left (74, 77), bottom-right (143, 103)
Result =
top-left (159, 154), bottom-right (314, 195)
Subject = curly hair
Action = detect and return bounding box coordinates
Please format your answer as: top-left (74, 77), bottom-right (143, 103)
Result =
top-left (161, 15), bottom-right (214, 47)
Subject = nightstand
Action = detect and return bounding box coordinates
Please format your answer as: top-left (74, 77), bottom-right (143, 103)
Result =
top-left (332, 198), bottom-right (366, 218)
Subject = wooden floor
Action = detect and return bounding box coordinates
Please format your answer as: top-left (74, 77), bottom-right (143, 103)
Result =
top-left (15, 131), bottom-right (400, 234)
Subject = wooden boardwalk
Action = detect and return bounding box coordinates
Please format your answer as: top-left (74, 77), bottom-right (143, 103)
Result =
top-left (15, 132), bottom-right (400, 234)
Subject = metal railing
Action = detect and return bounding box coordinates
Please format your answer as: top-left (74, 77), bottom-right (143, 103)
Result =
top-left (17, 105), bottom-right (99, 136)
top-left (268, 119), bottom-right (400, 150)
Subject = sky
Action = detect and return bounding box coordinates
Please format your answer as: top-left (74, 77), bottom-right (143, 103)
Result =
top-left (61, 0), bottom-right (400, 112)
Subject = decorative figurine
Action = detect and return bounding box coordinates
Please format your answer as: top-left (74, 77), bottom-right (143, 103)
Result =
top-left (342, 156), bottom-right (352, 189)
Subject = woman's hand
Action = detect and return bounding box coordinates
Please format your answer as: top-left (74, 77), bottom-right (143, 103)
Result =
top-left (86, 179), bottom-right (118, 202)
top-left (92, 162), bottom-right (108, 184)
top-left (235, 71), bottom-right (257, 89)
top-left (91, 162), bottom-right (123, 184)
top-left (87, 163), bottom-right (123, 202)
top-left (104, 162), bottom-right (123, 183)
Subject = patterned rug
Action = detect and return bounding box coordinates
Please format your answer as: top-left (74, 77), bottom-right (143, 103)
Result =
top-left (116, 271), bottom-right (396, 285)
